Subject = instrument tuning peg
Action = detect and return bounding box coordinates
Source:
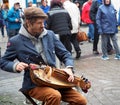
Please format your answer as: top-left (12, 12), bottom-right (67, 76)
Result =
top-left (83, 78), bottom-right (86, 81)
top-left (85, 79), bottom-right (88, 83)
top-left (81, 75), bottom-right (84, 79)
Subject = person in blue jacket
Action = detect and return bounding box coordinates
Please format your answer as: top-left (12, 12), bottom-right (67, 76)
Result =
top-left (0, 7), bottom-right (87, 105)
top-left (96, 0), bottom-right (120, 60)
top-left (40, 0), bottom-right (50, 27)
top-left (90, 0), bottom-right (114, 55)
top-left (7, 2), bottom-right (21, 38)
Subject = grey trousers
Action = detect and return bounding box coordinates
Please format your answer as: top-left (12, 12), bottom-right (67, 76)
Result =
top-left (101, 34), bottom-right (120, 56)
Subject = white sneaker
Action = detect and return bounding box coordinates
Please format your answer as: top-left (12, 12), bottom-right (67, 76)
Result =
top-left (101, 55), bottom-right (109, 60)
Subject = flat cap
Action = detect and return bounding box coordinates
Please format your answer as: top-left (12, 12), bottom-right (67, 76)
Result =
top-left (24, 7), bottom-right (48, 19)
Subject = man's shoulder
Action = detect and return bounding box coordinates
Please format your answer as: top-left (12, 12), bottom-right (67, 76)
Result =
top-left (46, 30), bottom-right (54, 35)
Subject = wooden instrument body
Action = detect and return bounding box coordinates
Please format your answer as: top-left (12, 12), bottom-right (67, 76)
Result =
top-left (30, 65), bottom-right (91, 92)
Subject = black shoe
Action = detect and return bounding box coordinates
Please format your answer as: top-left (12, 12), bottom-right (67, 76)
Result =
top-left (108, 50), bottom-right (115, 55)
top-left (76, 51), bottom-right (81, 59)
top-left (93, 50), bottom-right (99, 55)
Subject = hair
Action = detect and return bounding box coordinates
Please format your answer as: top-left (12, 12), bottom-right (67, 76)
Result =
top-left (14, 2), bottom-right (20, 6)
top-left (50, 0), bottom-right (63, 9)
top-left (41, 0), bottom-right (48, 4)
top-left (24, 17), bottom-right (46, 28)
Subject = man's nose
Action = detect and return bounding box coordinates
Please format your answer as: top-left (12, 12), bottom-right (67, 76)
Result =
top-left (41, 22), bottom-right (44, 28)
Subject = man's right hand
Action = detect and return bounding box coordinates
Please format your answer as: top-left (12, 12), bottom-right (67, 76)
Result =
top-left (16, 62), bottom-right (29, 72)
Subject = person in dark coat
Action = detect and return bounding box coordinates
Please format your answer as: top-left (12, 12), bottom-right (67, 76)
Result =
top-left (96, 0), bottom-right (120, 60)
top-left (46, 0), bottom-right (72, 53)
top-left (90, 0), bottom-right (114, 55)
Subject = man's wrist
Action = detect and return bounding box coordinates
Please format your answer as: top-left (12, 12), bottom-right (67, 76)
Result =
top-left (66, 66), bottom-right (74, 73)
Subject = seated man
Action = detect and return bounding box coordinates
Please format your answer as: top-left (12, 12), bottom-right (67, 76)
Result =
top-left (0, 7), bottom-right (87, 105)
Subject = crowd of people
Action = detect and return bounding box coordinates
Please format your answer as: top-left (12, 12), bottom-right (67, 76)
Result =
top-left (0, 0), bottom-right (120, 105)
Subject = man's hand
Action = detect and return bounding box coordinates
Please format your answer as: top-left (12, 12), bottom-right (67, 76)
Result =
top-left (16, 62), bottom-right (29, 72)
top-left (62, 68), bottom-right (74, 82)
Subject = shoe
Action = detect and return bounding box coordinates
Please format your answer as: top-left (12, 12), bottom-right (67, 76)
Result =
top-left (88, 39), bottom-right (94, 43)
top-left (76, 51), bottom-right (81, 59)
top-left (114, 54), bottom-right (120, 60)
top-left (108, 50), bottom-right (115, 55)
top-left (93, 50), bottom-right (99, 55)
top-left (101, 55), bottom-right (109, 60)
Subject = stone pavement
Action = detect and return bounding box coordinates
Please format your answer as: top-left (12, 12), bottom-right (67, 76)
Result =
top-left (0, 26), bottom-right (120, 105)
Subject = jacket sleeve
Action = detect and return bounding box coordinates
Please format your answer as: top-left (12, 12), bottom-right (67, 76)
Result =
top-left (89, 1), bottom-right (97, 22)
top-left (67, 13), bottom-right (73, 30)
top-left (96, 8), bottom-right (102, 34)
top-left (0, 39), bottom-right (17, 72)
top-left (7, 9), bottom-right (19, 22)
top-left (81, 4), bottom-right (87, 23)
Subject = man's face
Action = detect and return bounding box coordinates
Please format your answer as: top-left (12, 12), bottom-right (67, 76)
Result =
top-left (42, 0), bottom-right (47, 6)
top-left (28, 18), bottom-right (45, 36)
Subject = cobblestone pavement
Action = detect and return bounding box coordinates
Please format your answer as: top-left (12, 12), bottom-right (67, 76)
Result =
top-left (0, 26), bottom-right (120, 105)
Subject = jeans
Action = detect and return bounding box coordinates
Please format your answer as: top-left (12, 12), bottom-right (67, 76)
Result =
top-left (88, 23), bottom-right (94, 40)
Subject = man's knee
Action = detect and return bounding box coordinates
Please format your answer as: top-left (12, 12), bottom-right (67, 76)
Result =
top-left (79, 96), bottom-right (87, 105)
top-left (49, 90), bottom-right (61, 100)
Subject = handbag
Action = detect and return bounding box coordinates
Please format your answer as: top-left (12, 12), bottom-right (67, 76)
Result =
top-left (77, 30), bottom-right (88, 42)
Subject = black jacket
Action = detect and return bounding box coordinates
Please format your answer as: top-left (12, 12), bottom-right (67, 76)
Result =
top-left (89, 0), bottom-right (102, 22)
top-left (46, 7), bottom-right (72, 36)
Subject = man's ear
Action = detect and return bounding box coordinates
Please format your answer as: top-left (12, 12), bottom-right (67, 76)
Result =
top-left (26, 19), bottom-right (33, 28)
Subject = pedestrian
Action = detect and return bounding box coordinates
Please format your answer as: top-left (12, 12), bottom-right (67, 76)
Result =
top-left (0, 7), bottom-right (87, 105)
top-left (96, 0), bottom-right (120, 60)
top-left (61, 0), bottom-right (81, 59)
top-left (7, 2), bottom-right (21, 38)
top-left (1, 4), bottom-right (9, 37)
top-left (40, 0), bottom-right (50, 27)
top-left (90, 0), bottom-right (114, 55)
top-left (46, 0), bottom-right (72, 53)
top-left (81, 0), bottom-right (94, 43)
top-left (28, 1), bottom-right (33, 7)
top-left (0, 6), bottom-right (4, 37)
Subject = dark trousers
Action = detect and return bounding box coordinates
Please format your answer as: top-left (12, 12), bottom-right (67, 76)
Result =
top-left (0, 26), bottom-right (4, 37)
top-left (60, 35), bottom-right (72, 53)
top-left (71, 33), bottom-right (81, 52)
top-left (8, 28), bottom-right (20, 38)
top-left (93, 22), bottom-right (113, 52)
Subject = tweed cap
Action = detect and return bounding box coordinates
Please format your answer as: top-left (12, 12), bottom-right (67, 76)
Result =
top-left (24, 7), bottom-right (48, 19)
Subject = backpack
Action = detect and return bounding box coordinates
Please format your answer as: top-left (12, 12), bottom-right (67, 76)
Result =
top-left (0, 10), bottom-right (4, 27)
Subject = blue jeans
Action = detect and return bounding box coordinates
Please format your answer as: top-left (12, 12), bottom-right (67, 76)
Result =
top-left (88, 23), bottom-right (94, 40)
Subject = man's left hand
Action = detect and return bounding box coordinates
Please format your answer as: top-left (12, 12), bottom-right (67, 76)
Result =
top-left (62, 68), bottom-right (74, 82)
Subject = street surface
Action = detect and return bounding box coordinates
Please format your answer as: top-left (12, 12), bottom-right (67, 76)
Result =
top-left (0, 26), bottom-right (120, 105)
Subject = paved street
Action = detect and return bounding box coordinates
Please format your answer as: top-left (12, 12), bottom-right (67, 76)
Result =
top-left (0, 26), bottom-right (120, 105)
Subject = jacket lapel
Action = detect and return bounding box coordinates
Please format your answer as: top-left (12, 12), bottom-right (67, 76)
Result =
top-left (20, 35), bottom-right (38, 54)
